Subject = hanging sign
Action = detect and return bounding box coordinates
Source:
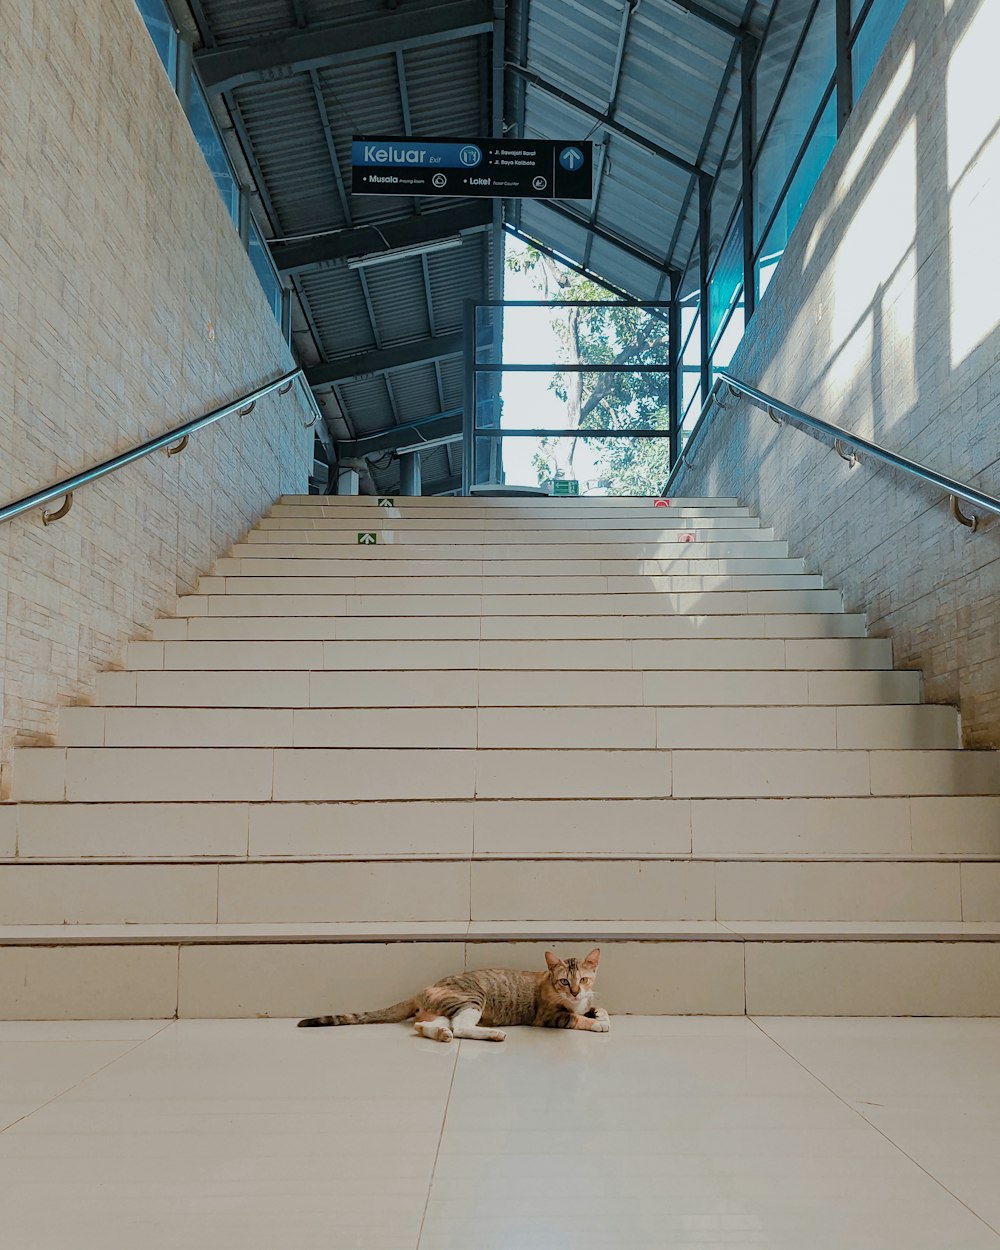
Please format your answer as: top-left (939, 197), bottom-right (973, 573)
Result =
top-left (351, 137), bottom-right (592, 199)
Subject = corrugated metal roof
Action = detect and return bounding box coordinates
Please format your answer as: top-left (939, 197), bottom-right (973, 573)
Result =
top-left (508, 0), bottom-right (777, 295)
top-left (192, 0), bottom-right (791, 490)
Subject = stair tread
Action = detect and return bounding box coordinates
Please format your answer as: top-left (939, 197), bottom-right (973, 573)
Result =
top-left (2, 920), bottom-right (999, 945)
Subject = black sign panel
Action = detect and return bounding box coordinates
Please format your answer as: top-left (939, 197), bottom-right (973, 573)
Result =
top-left (351, 136), bottom-right (593, 199)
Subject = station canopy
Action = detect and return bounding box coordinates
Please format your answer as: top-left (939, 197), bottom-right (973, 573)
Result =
top-left (188, 0), bottom-right (775, 493)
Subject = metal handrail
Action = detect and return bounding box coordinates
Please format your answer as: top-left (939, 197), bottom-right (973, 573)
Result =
top-left (662, 372), bottom-right (1000, 526)
top-left (0, 368), bottom-right (324, 526)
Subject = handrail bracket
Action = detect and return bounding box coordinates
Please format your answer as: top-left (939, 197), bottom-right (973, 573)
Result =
top-left (834, 439), bottom-right (860, 468)
top-left (41, 493), bottom-right (74, 525)
top-left (950, 494), bottom-right (979, 532)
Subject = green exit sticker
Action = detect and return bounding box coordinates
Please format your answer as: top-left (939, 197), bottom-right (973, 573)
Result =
top-left (551, 479), bottom-right (579, 496)
top-left (357, 531), bottom-right (378, 544)
top-left (377, 497), bottom-right (395, 507)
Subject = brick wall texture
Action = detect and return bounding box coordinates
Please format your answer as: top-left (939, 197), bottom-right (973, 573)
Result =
top-left (0, 0), bottom-right (312, 789)
top-left (672, 0), bottom-right (1000, 747)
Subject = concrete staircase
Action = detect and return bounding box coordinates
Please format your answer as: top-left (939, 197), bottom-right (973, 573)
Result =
top-left (2, 494), bottom-right (999, 1019)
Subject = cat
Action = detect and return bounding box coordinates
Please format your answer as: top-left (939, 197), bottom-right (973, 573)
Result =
top-left (298, 948), bottom-right (609, 1042)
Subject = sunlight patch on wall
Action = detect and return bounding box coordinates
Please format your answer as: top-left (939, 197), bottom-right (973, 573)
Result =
top-left (826, 119), bottom-right (917, 428)
top-left (804, 47), bottom-right (914, 272)
top-left (948, 0), bottom-right (1000, 367)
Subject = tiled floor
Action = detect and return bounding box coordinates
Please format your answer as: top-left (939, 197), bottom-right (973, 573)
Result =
top-left (2, 1017), bottom-right (1000, 1248)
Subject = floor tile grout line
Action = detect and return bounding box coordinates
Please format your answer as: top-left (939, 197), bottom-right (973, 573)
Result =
top-left (0, 1020), bottom-right (175, 1137)
top-left (747, 1016), bottom-right (1000, 1241)
top-left (415, 1038), bottom-right (462, 1250)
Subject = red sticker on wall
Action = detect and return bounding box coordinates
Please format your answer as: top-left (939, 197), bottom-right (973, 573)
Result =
top-left (680, 533), bottom-right (695, 542)
top-left (654, 499), bottom-right (670, 508)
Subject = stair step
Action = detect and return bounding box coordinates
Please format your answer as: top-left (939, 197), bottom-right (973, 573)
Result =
top-left (2, 922), bottom-right (1000, 1018)
top-left (276, 494), bottom-right (741, 506)
top-left (200, 573), bottom-right (827, 596)
top-left (92, 668), bottom-right (920, 708)
top-left (263, 511), bottom-right (759, 530)
top-left (125, 637), bottom-right (886, 671)
top-left (222, 553), bottom-right (810, 576)
top-left (174, 590), bottom-right (844, 616)
top-left (244, 537), bottom-right (792, 558)
top-left (4, 796), bottom-right (998, 860)
top-left (0, 855), bottom-right (996, 926)
top-left (10, 747), bottom-right (1000, 803)
top-left (57, 705), bottom-right (959, 749)
top-left (254, 524), bottom-right (776, 544)
top-left (149, 611), bottom-right (870, 641)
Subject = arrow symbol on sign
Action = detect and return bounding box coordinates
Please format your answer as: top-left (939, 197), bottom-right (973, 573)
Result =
top-left (357, 532), bottom-right (377, 544)
top-left (377, 497), bottom-right (395, 507)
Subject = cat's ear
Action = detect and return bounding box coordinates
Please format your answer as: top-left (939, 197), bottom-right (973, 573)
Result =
top-left (582, 948), bottom-right (601, 969)
top-left (544, 951), bottom-right (562, 972)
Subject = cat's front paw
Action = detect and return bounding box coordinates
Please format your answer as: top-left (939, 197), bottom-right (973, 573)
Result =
top-left (590, 1017), bottom-right (610, 1033)
top-left (488, 1029), bottom-right (507, 1042)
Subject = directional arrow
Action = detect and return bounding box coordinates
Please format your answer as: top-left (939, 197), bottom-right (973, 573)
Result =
top-left (357, 531), bottom-right (378, 544)
top-left (377, 497), bottom-right (395, 507)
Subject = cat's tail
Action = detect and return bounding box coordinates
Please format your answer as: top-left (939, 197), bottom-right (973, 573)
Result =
top-left (297, 998), bottom-right (417, 1028)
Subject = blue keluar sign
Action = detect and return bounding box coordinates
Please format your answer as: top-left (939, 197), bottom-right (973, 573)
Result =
top-left (351, 136), bottom-right (593, 199)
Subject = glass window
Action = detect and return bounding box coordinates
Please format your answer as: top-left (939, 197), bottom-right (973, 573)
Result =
top-left (709, 301), bottom-right (745, 371)
top-left (188, 75), bottom-right (240, 224)
top-left (479, 369), bottom-right (671, 435)
top-left (679, 289), bottom-right (702, 433)
top-left (708, 208), bottom-right (744, 348)
top-left (755, 0), bottom-right (815, 145)
top-left (754, 1), bottom-right (836, 244)
top-left (851, 0), bottom-right (909, 102)
top-left (249, 222), bottom-right (283, 322)
top-left (484, 433), bottom-right (671, 497)
top-left (135, 0), bottom-right (177, 83)
top-left (710, 108), bottom-right (743, 265)
top-left (755, 92), bottom-right (837, 295)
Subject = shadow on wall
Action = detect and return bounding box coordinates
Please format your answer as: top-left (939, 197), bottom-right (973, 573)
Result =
top-left (683, 0), bottom-right (1000, 747)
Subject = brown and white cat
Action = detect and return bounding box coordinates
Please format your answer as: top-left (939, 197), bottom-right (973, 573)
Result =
top-left (298, 948), bottom-right (609, 1042)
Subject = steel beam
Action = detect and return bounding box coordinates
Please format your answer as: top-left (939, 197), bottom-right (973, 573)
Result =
top-left (668, 0), bottom-right (744, 39)
top-left (306, 333), bottom-right (465, 386)
top-left (399, 451), bottom-right (422, 496)
top-left (668, 297), bottom-right (681, 468)
top-left (273, 204), bottom-right (493, 274)
top-left (508, 65), bottom-right (702, 176)
top-left (197, 0), bottom-right (493, 93)
top-left (425, 473), bottom-right (463, 495)
top-left (835, 0), bottom-right (854, 135)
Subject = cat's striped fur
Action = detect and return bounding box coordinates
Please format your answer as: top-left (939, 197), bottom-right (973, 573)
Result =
top-left (298, 949), bottom-right (608, 1042)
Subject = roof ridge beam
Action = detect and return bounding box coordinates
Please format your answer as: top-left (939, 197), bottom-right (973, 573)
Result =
top-left (196, 0), bottom-right (493, 93)
top-left (666, 1), bottom-right (745, 39)
top-left (507, 65), bottom-right (703, 176)
top-left (339, 409), bottom-right (463, 457)
top-left (306, 333), bottom-right (464, 386)
top-left (273, 204), bottom-right (493, 275)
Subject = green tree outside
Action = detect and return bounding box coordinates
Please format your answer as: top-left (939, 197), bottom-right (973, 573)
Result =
top-left (505, 246), bottom-right (672, 495)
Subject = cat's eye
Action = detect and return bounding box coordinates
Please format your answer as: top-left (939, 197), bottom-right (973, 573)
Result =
top-left (558, 978), bottom-right (570, 986)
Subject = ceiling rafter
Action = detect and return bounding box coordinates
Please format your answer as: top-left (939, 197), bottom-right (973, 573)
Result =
top-left (272, 205), bottom-right (493, 274)
top-left (306, 333), bottom-right (465, 386)
top-left (196, 0), bottom-right (493, 93)
top-left (507, 64), bottom-right (704, 176)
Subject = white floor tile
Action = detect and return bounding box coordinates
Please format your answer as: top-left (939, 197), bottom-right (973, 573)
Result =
top-left (2, 1018), bottom-right (999, 1249)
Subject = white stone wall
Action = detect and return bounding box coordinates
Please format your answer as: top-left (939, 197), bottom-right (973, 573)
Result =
top-left (0, 0), bottom-right (312, 789)
top-left (672, 0), bottom-right (1000, 747)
